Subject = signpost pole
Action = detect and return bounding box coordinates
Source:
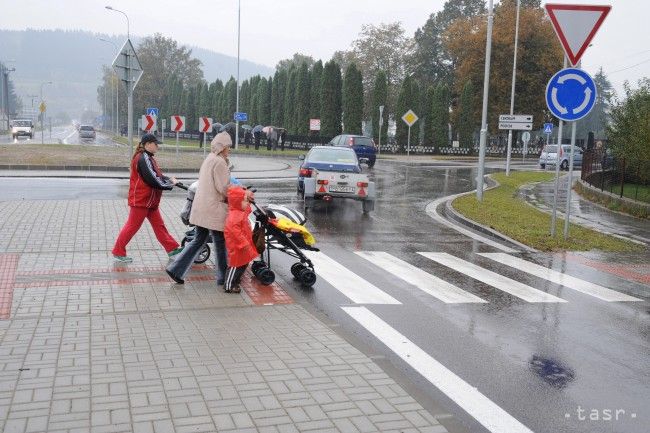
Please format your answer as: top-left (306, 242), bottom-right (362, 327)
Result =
top-left (176, 131), bottom-right (179, 156)
top-left (407, 125), bottom-right (411, 158)
top-left (506, 0), bottom-right (521, 176)
top-left (563, 120), bottom-right (577, 239)
top-left (378, 105), bottom-right (384, 155)
top-left (127, 54), bottom-right (133, 156)
top-left (476, 0), bottom-right (494, 201)
top-left (550, 56), bottom-right (567, 236)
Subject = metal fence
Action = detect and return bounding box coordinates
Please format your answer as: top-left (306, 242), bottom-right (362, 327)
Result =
top-left (581, 149), bottom-right (650, 203)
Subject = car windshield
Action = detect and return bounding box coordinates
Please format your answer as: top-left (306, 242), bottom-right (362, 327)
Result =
top-left (13, 120), bottom-right (31, 127)
top-left (309, 148), bottom-right (357, 164)
top-left (543, 145), bottom-right (557, 153)
top-left (353, 137), bottom-right (374, 146)
top-left (80, 126), bottom-right (94, 131)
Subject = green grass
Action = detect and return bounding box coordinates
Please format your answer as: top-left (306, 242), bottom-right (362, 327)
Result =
top-left (621, 183), bottom-right (650, 203)
top-left (452, 171), bottom-right (643, 252)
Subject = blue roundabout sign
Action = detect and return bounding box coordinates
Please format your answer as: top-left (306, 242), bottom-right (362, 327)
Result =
top-left (545, 68), bottom-right (597, 122)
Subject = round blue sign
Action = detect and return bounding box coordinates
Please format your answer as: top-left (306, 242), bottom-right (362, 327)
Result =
top-left (545, 68), bottom-right (597, 122)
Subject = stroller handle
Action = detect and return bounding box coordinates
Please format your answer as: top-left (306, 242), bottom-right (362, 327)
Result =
top-left (175, 182), bottom-right (189, 191)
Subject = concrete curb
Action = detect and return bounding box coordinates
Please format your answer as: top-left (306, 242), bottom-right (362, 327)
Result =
top-left (443, 176), bottom-right (538, 253)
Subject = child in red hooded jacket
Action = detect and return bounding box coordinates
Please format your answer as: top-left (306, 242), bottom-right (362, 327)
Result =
top-left (223, 186), bottom-right (258, 293)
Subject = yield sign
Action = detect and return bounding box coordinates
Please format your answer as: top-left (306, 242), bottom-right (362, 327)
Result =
top-left (171, 115), bottom-right (185, 132)
top-left (141, 115), bottom-right (156, 131)
top-left (199, 117), bottom-right (213, 133)
top-left (545, 4), bottom-right (611, 66)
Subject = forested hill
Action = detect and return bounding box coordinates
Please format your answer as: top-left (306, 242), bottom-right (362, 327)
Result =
top-left (0, 29), bottom-right (273, 117)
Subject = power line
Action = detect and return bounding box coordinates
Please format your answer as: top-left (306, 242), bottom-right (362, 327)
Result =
top-left (607, 57), bottom-right (650, 74)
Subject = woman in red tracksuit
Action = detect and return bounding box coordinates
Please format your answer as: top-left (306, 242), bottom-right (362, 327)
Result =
top-left (112, 133), bottom-right (182, 263)
top-left (223, 186), bottom-right (259, 293)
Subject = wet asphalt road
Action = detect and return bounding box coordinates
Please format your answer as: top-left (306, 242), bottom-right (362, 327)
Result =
top-left (0, 162), bottom-right (648, 433)
top-left (0, 125), bottom-right (118, 146)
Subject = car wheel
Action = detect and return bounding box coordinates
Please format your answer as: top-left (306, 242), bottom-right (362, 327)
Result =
top-left (560, 160), bottom-right (568, 170)
top-left (362, 200), bottom-right (375, 214)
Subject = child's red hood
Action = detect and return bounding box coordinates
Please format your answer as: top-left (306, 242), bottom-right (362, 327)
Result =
top-left (227, 186), bottom-right (247, 212)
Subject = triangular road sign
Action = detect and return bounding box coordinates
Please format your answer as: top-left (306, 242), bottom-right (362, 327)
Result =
top-left (545, 4), bottom-right (611, 66)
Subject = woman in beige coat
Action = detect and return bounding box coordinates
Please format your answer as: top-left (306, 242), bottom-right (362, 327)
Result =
top-left (165, 132), bottom-right (231, 285)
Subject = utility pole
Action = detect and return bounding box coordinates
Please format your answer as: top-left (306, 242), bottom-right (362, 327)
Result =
top-left (505, 0), bottom-right (521, 176)
top-left (235, 0), bottom-right (241, 149)
top-left (476, 0), bottom-right (495, 201)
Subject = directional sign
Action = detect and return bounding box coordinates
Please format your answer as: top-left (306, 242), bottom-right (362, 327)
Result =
top-left (39, 102), bottom-right (46, 113)
top-left (309, 119), bottom-right (321, 131)
top-left (199, 117), bottom-right (213, 133)
top-left (499, 122), bottom-right (532, 131)
top-left (171, 115), bottom-right (185, 132)
top-left (546, 68), bottom-right (597, 122)
top-left (234, 112), bottom-right (248, 122)
top-left (112, 38), bottom-right (143, 89)
top-left (401, 110), bottom-right (418, 127)
top-left (544, 123), bottom-right (554, 134)
top-left (499, 114), bottom-right (532, 123)
top-left (545, 4), bottom-right (611, 66)
top-left (146, 107), bottom-right (159, 117)
top-left (142, 115), bottom-right (156, 132)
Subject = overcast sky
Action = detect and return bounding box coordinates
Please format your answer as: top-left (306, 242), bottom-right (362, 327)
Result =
top-left (5, 0), bottom-right (649, 96)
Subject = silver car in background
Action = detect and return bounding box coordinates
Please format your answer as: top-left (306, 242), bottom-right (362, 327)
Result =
top-left (79, 125), bottom-right (96, 141)
top-left (539, 144), bottom-right (583, 170)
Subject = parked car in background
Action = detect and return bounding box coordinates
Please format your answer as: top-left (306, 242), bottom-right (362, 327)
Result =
top-left (297, 146), bottom-right (376, 213)
top-left (10, 119), bottom-right (34, 139)
top-left (329, 134), bottom-right (377, 168)
top-left (539, 144), bottom-right (583, 170)
top-left (79, 125), bottom-right (96, 140)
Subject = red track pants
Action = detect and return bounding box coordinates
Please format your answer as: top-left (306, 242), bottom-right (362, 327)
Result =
top-left (112, 206), bottom-right (179, 256)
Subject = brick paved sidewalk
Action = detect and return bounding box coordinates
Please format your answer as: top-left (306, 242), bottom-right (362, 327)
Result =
top-left (0, 199), bottom-right (450, 433)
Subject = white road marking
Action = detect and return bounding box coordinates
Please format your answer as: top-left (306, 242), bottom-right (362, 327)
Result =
top-left (304, 251), bottom-right (401, 304)
top-left (479, 253), bottom-right (643, 302)
top-left (425, 196), bottom-right (519, 253)
top-left (355, 251), bottom-right (487, 303)
top-left (419, 252), bottom-right (567, 303)
top-left (343, 306), bottom-right (535, 433)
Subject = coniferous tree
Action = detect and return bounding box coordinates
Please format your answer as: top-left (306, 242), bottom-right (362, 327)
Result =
top-left (294, 62), bottom-right (311, 135)
top-left (395, 75), bottom-right (414, 147)
top-left (271, 70), bottom-right (287, 127)
top-left (422, 85), bottom-right (436, 146)
top-left (256, 77), bottom-right (270, 125)
top-left (266, 77), bottom-right (273, 125)
top-left (310, 60), bottom-right (324, 119)
top-left (320, 60), bottom-right (343, 137)
top-left (370, 70), bottom-right (388, 143)
top-left (458, 80), bottom-right (475, 148)
top-left (284, 68), bottom-right (297, 132)
top-left (198, 82), bottom-right (211, 119)
top-left (343, 63), bottom-right (364, 135)
top-left (431, 83), bottom-right (450, 147)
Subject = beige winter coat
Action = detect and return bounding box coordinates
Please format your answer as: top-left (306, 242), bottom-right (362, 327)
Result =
top-left (189, 132), bottom-right (231, 231)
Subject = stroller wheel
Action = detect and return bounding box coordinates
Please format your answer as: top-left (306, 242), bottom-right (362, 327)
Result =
top-left (251, 261), bottom-right (266, 275)
top-left (258, 268), bottom-right (275, 285)
top-left (298, 268), bottom-right (317, 287)
top-left (291, 263), bottom-right (305, 278)
top-left (194, 244), bottom-right (210, 264)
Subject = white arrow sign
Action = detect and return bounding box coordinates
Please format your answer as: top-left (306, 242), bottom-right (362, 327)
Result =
top-left (199, 117), bottom-right (213, 133)
top-left (499, 122), bottom-right (532, 131)
top-left (499, 114), bottom-right (533, 123)
top-left (171, 115), bottom-right (185, 132)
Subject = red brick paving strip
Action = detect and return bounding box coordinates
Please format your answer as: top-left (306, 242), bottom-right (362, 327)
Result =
top-left (0, 254), bottom-right (20, 319)
top-left (241, 271), bottom-right (293, 305)
top-left (567, 254), bottom-right (650, 285)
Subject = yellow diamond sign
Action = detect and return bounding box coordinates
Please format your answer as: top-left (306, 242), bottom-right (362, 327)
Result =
top-left (402, 109), bottom-right (418, 127)
top-left (39, 102), bottom-right (46, 113)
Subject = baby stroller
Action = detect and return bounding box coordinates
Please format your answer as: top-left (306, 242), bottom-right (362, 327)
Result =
top-left (249, 200), bottom-right (318, 288)
top-left (178, 182), bottom-right (212, 264)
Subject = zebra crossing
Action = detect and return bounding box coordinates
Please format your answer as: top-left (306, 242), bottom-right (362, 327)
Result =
top-left (306, 250), bottom-right (644, 305)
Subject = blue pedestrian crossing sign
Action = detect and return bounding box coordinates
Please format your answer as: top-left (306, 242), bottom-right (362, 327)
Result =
top-left (234, 112), bottom-right (248, 122)
top-left (546, 68), bottom-right (596, 122)
top-left (543, 123), bottom-right (553, 134)
top-left (146, 107), bottom-right (159, 117)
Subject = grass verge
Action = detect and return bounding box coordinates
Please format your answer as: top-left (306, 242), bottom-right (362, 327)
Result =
top-left (452, 171), bottom-right (643, 252)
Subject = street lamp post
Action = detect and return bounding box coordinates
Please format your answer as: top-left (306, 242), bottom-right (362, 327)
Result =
top-left (476, 0), bottom-right (495, 201)
top-left (105, 6), bottom-right (129, 39)
top-left (105, 5), bottom-right (133, 154)
top-left (99, 38), bottom-right (119, 136)
top-left (505, 0), bottom-right (521, 176)
top-left (40, 81), bottom-right (52, 145)
top-left (235, 0), bottom-right (241, 150)
top-left (1, 65), bottom-right (16, 131)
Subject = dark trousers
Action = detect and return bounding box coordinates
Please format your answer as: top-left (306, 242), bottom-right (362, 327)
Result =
top-left (166, 226), bottom-right (226, 284)
top-left (224, 264), bottom-right (248, 292)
